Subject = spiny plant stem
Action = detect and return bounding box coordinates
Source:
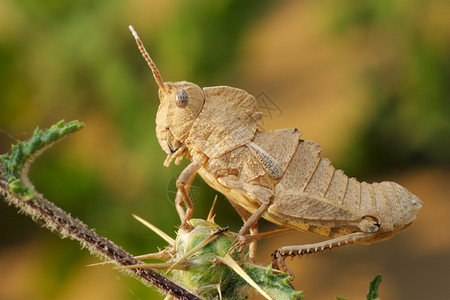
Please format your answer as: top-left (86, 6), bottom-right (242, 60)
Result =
top-left (0, 176), bottom-right (199, 299)
top-left (0, 121), bottom-right (200, 300)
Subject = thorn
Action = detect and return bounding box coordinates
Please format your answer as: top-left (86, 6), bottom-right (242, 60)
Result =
top-left (207, 195), bottom-right (218, 222)
top-left (115, 261), bottom-right (191, 271)
top-left (132, 214), bottom-right (175, 245)
top-left (86, 261), bottom-right (115, 267)
top-left (216, 254), bottom-right (273, 300)
top-left (134, 250), bottom-right (173, 261)
top-left (216, 283), bottom-right (223, 300)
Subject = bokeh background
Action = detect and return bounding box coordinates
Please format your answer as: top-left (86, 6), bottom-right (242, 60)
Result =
top-left (1, 0), bottom-right (449, 299)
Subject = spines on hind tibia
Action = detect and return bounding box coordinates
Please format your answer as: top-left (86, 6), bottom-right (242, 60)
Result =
top-left (271, 231), bottom-right (374, 276)
top-left (274, 232), bottom-right (372, 259)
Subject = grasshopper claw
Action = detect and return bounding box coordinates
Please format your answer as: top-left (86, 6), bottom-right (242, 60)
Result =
top-left (235, 234), bottom-right (248, 253)
top-left (271, 250), bottom-right (295, 278)
top-left (180, 219), bottom-right (194, 231)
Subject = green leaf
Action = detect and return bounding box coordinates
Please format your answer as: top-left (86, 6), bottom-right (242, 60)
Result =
top-left (366, 274), bottom-right (382, 300)
top-left (0, 120), bottom-right (84, 198)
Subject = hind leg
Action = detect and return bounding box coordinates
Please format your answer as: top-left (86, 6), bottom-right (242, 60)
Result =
top-left (272, 232), bottom-right (377, 277)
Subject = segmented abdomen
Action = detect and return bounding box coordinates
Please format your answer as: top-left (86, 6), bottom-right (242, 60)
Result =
top-left (272, 140), bottom-right (421, 234)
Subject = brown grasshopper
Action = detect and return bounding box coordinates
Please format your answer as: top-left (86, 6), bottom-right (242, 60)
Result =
top-left (129, 26), bottom-right (422, 273)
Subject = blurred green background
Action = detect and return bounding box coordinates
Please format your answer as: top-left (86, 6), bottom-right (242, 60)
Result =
top-left (1, 0), bottom-right (449, 299)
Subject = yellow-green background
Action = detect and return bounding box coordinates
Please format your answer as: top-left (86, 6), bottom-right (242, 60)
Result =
top-left (1, 1), bottom-right (449, 299)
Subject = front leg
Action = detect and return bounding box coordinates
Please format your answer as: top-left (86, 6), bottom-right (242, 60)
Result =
top-left (175, 160), bottom-right (202, 226)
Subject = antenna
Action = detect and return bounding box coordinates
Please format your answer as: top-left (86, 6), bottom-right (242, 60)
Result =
top-left (129, 25), bottom-right (166, 92)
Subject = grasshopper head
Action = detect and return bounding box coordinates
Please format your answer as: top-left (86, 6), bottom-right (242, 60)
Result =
top-left (129, 26), bottom-right (205, 166)
top-left (155, 81), bottom-right (204, 166)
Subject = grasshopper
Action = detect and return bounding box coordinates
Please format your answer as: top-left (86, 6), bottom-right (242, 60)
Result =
top-left (129, 26), bottom-right (422, 273)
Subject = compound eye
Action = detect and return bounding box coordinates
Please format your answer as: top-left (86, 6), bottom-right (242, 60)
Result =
top-left (175, 88), bottom-right (189, 108)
